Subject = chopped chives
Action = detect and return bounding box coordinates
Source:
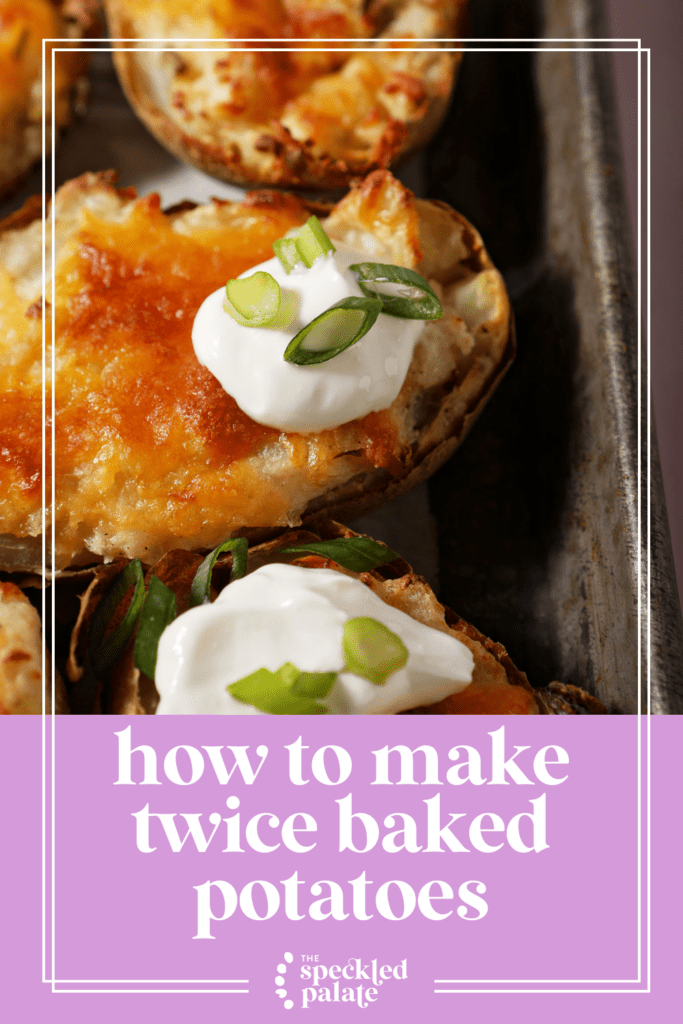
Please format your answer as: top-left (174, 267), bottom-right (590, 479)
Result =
top-left (349, 262), bottom-right (443, 320)
top-left (342, 617), bottom-right (409, 686)
top-left (88, 560), bottom-right (146, 678)
top-left (273, 215), bottom-right (335, 273)
top-left (296, 216), bottom-right (336, 267)
top-left (283, 296), bottom-right (382, 365)
top-left (133, 575), bottom-right (177, 680)
top-left (228, 662), bottom-right (336, 715)
top-left (272, 236), bottom-right (301, 274)
top-left (279, 536), bottom-right (399, 572)
top-left (189, 537), bottom-right (248, 608)
top-left (224, 271), bottom-right (281, 327)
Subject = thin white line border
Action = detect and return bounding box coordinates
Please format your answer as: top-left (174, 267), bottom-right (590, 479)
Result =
top-left (41, 35), bottom-right (650, 998)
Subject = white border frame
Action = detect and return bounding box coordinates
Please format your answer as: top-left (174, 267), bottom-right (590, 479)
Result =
top-left (41, 35), bottom-right (650, 998)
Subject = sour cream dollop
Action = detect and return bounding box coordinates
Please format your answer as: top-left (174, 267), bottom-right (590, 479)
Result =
top-left (191, 245), bottom-right (424, 433)
top-left (155, 564), bottom-right (473, 715)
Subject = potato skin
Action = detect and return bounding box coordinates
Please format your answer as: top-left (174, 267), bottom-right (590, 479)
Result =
top-left (0, 580), bottom-right (68, 713)
top-left (65, 520), bottom-right (545, 716)
top-left (103, 0), bottom-right (469, 190)
top-left (0, 0), bottom-right (94, 201)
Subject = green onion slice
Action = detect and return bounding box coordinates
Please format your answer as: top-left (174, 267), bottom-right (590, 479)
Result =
top-left (228, 662), bottom-right (336, 715)
top-left (223, 271), bottom-right (281, 327)
top-left (88, 559), bottom-right (146, 678)
top-left (133, 575), bottom-right (177, 679)
top-left (283, 296), bottom-right (382, 365)
top-left (349, 262), bottom-right (442, 320)
top-left (342, 617), bottom-right (409, 686)
top-left (272, 236), bottom-right (300, 274)
top-left (280, 536), bottom-right (399, 572)
top-left (273, 215), bottom-right (335, 273)
top-left (189, 537), bottom-right (248, 608)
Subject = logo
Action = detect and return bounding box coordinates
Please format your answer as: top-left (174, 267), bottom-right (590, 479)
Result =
top-left (275, 953), bottom-right (408, 1009)
top-left (275, 951), bottom-right (295, 1009)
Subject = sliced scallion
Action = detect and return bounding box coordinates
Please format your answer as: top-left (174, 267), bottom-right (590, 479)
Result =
top-left (228, 662), bottom-right (336, 715)
top-left (189, 537), bottom-right (248, 608)
top-left (279, 536), bottom-right (399, 572)
top-left (296, 216), bottom-right (336, 266)
top-left (283, 296), bottom-right (382, 365)
top-left (272, 235), bottom-right (301, 274)
top-left (273, 215), bottom-right (335, 273)
top-left (88, 559), bottom-right (146, 678)
top-left (342, 617), bottom-right (409, 686)
top-left (349, 262), bottom-right (442, 320)
top-left (133, 575), bottom-right (177, 679)
top-left (223, 271), bottom-right (281, 327)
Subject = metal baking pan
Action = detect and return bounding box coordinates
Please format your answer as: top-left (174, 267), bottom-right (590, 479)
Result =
top-left (418, 0), bottom-right (683, 713)
top-left (4, 0), bottom-right (680, 713)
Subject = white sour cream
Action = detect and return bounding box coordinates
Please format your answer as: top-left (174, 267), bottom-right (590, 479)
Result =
top-left (191, 244), bottom-right (423, 433)
top-left (155, 564), bottom-right (473, 715)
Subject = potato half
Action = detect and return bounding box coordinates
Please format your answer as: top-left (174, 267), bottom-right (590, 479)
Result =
top-left (65, 520), bottom-right (606, 716)
top-left (0, 0), bottom-right (94, 201)
top-left (0, 580), bottom-right (69, 713)
top-left (103, 0), bottom-right (468, 189)
top-left (0, 582), bottom-right (42, 712)
top-left (0, 168), bottom-right (514, 572)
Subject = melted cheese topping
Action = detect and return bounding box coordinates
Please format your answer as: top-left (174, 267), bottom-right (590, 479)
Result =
top-left (0, 261), bottom-right (43, 535)
top-left (2, 168), bottom-right (510, 571)
top-left (0, 1), bottom-right (58, 119)
top-left (127, 0), bottom-right (371, 105)
top-left (0, 1), bottom-right (86, 125)
top-left (0, 1), bottom-right (90, 203)
top-left (50, 189), bottom-right (404, 566)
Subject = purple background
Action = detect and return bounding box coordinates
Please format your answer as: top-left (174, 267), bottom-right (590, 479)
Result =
top-left (54, 718), bottom-right (638, 987)
top-left (1, 6), bottom-right (681, 1021)
top-left (3, 715), bottom-right (681, 1020)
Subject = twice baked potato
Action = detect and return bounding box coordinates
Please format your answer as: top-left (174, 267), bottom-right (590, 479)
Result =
top-left (103, 0), bottom-right (468, 189)
top-left (0, 579), bottom-right (69, 713)
top-left (0, 0), bottom-right (93, 201)
top-left (0, 581), bottom-right (43, 712)
top-left (65, 520), bottom-right (607, 716)
top-left (0, 168), bottom-right (514, 573)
